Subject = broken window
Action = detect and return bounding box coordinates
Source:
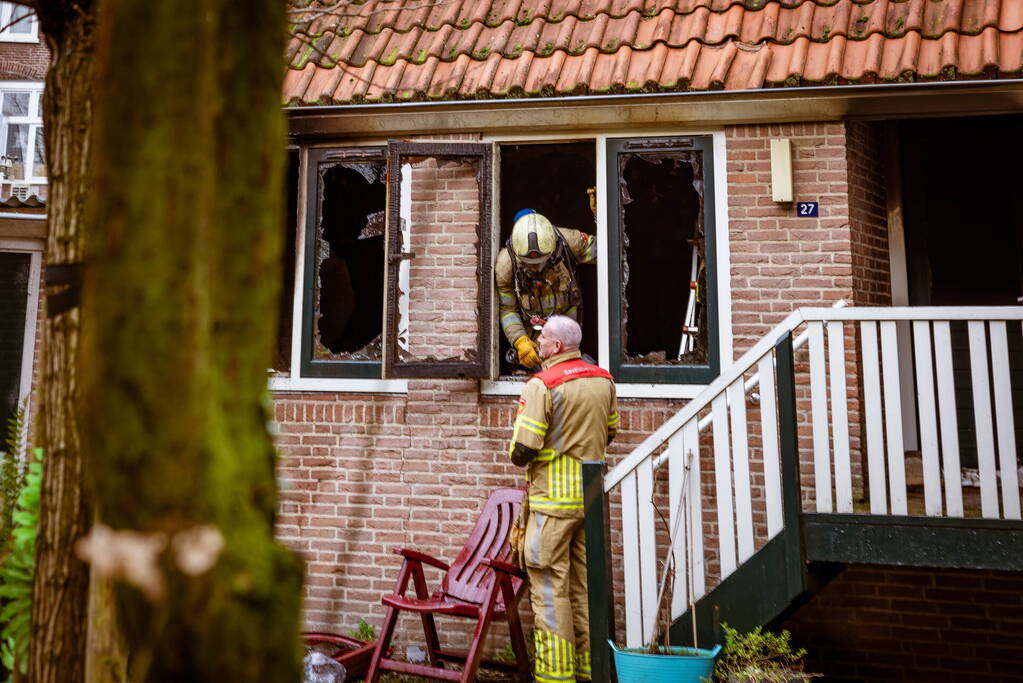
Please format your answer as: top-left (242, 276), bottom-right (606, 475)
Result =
top-left (607, 136), bottom-right (719, 384)
top-left (300, 147), bottom-right (387, 378)
top-left (383, 141), bottom-right (493, 378)
top-left (496, 141), bottom-right (598, 377)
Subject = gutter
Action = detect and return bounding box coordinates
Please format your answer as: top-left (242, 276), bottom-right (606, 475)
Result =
top-left (0, 211), bottom-right (46, 220)
top-left (286, 78), bottom-right (1023, 139)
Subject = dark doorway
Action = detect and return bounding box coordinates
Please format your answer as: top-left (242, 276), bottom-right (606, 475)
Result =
top-left (900, 114), bottom-right (1023, 468)
top-left (0, 251), bottom-right (30, 433)
top-left (498, 142), bottom-right (597, 376)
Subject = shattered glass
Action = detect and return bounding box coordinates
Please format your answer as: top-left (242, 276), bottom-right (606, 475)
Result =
top-left (312, 160), bottom-right (387, 360)
top-left (617, 150), bottom-right (707, 366)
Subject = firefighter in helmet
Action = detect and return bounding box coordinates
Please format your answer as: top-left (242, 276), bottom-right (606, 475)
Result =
top-left (495, 209), bottom-right (597, 369)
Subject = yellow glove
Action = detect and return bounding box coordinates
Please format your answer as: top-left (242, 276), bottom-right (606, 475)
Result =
top-left (514, 336), bottom-right (542, 369)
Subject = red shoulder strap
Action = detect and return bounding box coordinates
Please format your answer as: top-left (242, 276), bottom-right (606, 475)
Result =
top-left (535, 359), bottom-right (614, 389)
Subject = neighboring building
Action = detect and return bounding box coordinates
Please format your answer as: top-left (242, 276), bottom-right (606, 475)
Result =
top-left (278, 0), bottom-right (1023, 679)
top-left (0, 195), bottom-right (43, 440)
top-left (0, 1), bottom-right (47, 201)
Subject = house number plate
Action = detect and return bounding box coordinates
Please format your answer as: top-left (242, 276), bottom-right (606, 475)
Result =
top-left (796, 202), bottom-right (819, 217)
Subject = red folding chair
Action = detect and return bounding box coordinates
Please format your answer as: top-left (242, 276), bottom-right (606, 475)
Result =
top-left (365, 488), bottom-right (531, 682)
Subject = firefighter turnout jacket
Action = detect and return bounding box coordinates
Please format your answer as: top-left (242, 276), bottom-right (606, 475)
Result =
top-left (509, 350), bottom-right (618, 517)
top-left (495, 227), bottom-right (596, 346)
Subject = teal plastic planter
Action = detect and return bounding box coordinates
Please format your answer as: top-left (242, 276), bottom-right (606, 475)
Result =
top-left (609, 640), bottom-right (722, 682)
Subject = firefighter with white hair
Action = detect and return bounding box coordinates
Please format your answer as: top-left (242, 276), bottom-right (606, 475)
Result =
top-left (507, 315), bottom-right (618, 683)
top-left (495, 209), bottom-right (597, 370)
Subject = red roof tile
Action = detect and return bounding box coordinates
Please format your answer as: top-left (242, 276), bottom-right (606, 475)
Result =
top-left (285, 0), bottom-right (1023, 104)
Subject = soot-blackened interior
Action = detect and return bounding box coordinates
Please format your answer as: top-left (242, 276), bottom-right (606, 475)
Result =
top-left (317, 162), bottom-right (386, 358)
top-left (620, 154), bottom-right (704, 364)
top-left (499, 142), bottom-right (597, 375)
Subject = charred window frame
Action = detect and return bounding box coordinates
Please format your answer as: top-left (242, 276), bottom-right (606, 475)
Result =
top-left (383, 141), bottom-right (493, 378)
top-left (300, 147), bottom-right (388, 379)
top-left (606, 136), bottom-right (719, 384)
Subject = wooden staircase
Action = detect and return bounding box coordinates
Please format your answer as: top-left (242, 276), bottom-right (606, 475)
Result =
top-left (585, 307), bottom-right (1023, 681)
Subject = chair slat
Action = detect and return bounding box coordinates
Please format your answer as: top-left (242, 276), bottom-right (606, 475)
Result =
top-left (757, 353), bottom-right (783, 538)
top-left (827, 321), bottom-right (852, 513)
top-left (808, 321), bottom-right (832, 512)
top-left (912, 321), bottom-right (943, 516)
top-left (712, 393), bottom-right (737, 579)
top-left (933, 322), bottom-right (964, 517)
top-left (989, 322), bottom-right (1021, 520)
top-left (860, 321), bottom-right (888, 514)
top-left (443, 490), bottom-right (523, 606)
top-left (968, 321), bottom-right (1000, 518)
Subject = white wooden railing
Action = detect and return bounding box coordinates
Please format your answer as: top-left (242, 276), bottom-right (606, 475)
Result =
top-left (605, 306), bottom-right (1023, 648)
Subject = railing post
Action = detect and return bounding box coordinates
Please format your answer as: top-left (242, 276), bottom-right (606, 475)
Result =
top-left (583, 461), bottom-right (615, 683)
top-left (774, 331), bottom-right (807, 597)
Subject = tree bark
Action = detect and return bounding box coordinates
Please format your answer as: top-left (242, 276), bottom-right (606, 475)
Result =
top-left (79, 1), bottom-right (303, 680)
top-left (28, 4), bottom-right (96, 682)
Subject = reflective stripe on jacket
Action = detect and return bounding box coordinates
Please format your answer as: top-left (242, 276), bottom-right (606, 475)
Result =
top-left (509, 351), bottom-right (618, 518)
top-left (495, 228), bottom-right (596, 344)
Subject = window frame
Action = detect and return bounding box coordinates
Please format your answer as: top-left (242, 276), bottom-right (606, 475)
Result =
top-left (479, 130), bottom-right (731, 399)
top-left (0, 82), bottom-right (45, 184)
top-left (0, 3), bottom-right (38, 43)
top-left (382, 140), bottom-right (494, 378)
top-left (605, 134), bottom-right (721, 385)
top-left (0, 237), bottom-right (42, 430)
top-left (299, 145), bottom-right (388, 380)
top-left (275, 131), bottom-right (732, 396)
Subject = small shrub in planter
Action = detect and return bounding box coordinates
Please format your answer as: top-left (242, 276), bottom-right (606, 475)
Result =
top-left (713, 624), bottom-right (818, 682)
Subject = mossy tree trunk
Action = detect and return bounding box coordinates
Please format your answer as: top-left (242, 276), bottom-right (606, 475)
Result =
top-left (29, 3), bottom-right (97, 682)
top-left (78, 1), bottom-right (303, 680)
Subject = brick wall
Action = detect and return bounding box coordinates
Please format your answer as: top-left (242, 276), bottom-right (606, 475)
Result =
top-left (0, 40), bottom-right (49, 80)
top-left (725, 122), bottom-right (883, 512)
top-left (406, 158), bottom-right (481, 361)
top-left (846, 121), bottom-right (891, 307)
top-left (274, 389), bottom-right (684, 649)
top-left (782, 565), bottom-right (1023, 682)
top-left (726, 122), bottom-right (855, 355)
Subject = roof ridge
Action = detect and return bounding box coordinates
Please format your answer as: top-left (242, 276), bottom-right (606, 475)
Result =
top-left (289, 23), bottom-right (1022, 77)
top-left (287, 4), bottom-right (1023, 71)
top-left (288, 0), bottom-right (1022, 41)
top-left (289, 0), bottom-right (869, 41)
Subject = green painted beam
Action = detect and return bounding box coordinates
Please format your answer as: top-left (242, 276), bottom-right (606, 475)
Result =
top-left (804, 513), bottom-right (1023, 571)
top-left (774, 330), bottom-right (807, 598)
top-left (583, 461), bottom-right (615, 683)
top-left (670, 531), bottom-right (804, 648)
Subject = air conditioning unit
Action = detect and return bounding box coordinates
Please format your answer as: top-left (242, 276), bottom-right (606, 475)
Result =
top-left (10, 184), bottom-right (30, 200)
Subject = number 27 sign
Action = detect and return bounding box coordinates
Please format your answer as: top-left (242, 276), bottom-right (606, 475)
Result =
top-left (797, 202), bottom-right (819, 217)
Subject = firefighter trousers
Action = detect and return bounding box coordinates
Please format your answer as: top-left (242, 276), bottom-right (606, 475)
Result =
top-left (524, 512), bottom-right (590, 683)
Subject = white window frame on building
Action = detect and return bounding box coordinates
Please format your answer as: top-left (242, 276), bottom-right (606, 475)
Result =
top-left (271, 130), bottom-right (732, 399)
top-left (0, 81), bottom-right (46, 189)
top-left (0, 236), bottom-right (42, 433)
top-left (0, 2), bottom-right (38, 42)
